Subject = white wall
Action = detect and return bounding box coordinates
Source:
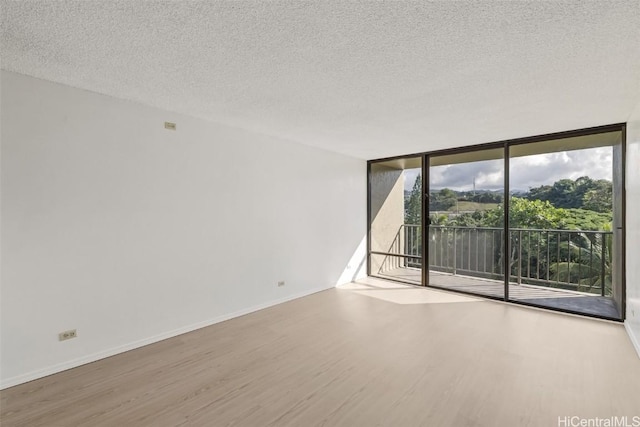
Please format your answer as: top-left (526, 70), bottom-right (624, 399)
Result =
top-left (0, 71), bottom-right (367, 388)
top-left (625, 99), bottom-right (640, 358)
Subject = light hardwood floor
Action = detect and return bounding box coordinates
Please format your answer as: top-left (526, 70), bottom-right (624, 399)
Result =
top-left (2, 277), bottom-right (639, 426)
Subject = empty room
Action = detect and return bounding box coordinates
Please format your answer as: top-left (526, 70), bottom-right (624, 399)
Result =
top-left (1, 1), bottom-right (640, 426)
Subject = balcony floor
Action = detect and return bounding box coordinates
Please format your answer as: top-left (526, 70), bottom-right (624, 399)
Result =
top-left (376, 267), bottom-right (620, 319)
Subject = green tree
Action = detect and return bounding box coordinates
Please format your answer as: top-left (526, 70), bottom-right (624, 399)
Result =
top-left (430, 188), bottom-right (457, 211)
top-left (525, 176), bottom-right (612, 213)
top-left (405, 174), bottom-right (422, 225)
top-left (550, 179), bottom-right (578, 208)
top-left (450, 198), bottom-right (612, 291)
top-left (527, 185), bottom-right (552, 203)
top-left (582, 179), bottom-right (612, 213)
top-left (550, 230), bottom-right (612, 295)
top-left (427, 191), bottom-right (613, 295)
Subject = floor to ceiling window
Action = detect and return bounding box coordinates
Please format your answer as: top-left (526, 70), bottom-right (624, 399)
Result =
top-left (427, 147), bottom-right (505, 299)
top-left (507, 130), bottom-right (624, 318)
top-left (367, 125), bottom-right (625, 321)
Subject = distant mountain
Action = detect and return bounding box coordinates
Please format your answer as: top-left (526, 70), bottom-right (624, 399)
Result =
top-left (403, 177), bottom-right (612, 213)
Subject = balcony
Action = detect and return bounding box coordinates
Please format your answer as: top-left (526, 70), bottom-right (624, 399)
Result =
top-left (373, 224), bottom-right (619, 319)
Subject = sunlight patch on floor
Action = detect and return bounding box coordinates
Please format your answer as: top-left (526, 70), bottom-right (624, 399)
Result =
top-left (338, 277), bottom-right (482, 305)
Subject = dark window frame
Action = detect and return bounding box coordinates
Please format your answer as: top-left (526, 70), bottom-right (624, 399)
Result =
top-left (367, 123), bottom-right (626, 322)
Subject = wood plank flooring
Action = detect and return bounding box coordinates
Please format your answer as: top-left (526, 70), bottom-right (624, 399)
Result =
top-left (2, 277), bottom-right (639, 426)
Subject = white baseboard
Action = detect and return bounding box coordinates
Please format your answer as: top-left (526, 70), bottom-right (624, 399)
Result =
top-left (624, 321), bottom-right (640, 359)
top-left (0, 285), bottom-right (332, 390)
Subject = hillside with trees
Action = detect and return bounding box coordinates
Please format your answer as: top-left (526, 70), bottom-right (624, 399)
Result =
top-left (524, 176), bottom-right (612, 213)
top-left (405, 175), bottom-right (612, 231)
top-left (402, 174), bottom-right (614, 295)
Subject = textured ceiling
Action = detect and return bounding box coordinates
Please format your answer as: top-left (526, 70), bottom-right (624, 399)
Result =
top-left (2, 1), bottom-right (640, 160)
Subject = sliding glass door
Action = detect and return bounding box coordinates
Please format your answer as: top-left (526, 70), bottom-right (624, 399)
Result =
top-left (507, 130), bottom-right (624, 319)
top-left (367, 124), bottom-right (625, 320)
top-left (427, 148), bottom-right (505, 299)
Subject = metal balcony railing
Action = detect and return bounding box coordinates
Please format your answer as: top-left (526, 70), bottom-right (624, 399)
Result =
top-left (394, 224), bottom-right (612, 296)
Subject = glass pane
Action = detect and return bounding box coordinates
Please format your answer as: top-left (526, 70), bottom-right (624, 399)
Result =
top-left (508, 131), bottom-right (623, 319)
top-left (428, 148), bottom-right (505, 298)
top-left (370, 157), bottom-right (422, 285)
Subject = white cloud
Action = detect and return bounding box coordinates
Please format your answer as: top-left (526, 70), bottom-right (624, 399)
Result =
top-left (402, 146), bottom-right (613, 192)
top-left (431, 159), bottom-right (503, 191)
top-left (509, 147), bottom-right (612, 191)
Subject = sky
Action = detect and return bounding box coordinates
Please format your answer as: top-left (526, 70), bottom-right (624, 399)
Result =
top-left (404, 146), bottom-right (613, 192)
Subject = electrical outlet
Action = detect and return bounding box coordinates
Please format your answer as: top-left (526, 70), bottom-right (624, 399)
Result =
top-left (164, 121), bottom-right (176, 130)
top-left (58, 329), bottom-right (77, 341)
top-left (277, 281), bottom-right (285, 287)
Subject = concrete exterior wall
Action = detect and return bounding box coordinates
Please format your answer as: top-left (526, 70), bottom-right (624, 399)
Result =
top-left (370, 164), bottom-right (404, 274)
